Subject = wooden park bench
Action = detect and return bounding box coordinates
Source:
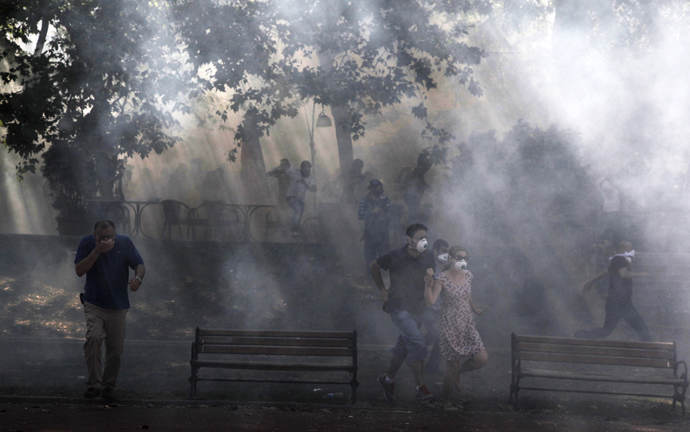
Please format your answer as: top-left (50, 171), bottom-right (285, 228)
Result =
top-left (510, 333), bottom-right (688, 413)
top-left (189, 328), bottom-right (359, 404)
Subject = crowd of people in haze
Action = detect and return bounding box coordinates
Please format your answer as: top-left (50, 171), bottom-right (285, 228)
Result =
top-left (71, 151), bottom-right (663, 408)
top-left (73, 216), bottom-right (653, 409)
top-left (266, 153), bottom-right (434, 241)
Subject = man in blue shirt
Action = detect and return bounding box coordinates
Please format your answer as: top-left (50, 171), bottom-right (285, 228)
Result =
top-left (75, 220), bottom-right (145, 402)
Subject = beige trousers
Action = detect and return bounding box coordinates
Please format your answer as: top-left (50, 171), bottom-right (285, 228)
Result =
top-left (83, 302), bottom-right (128, 390)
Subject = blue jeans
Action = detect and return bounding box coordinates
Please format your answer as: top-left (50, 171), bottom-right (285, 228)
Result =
top-left (389, 308), bottom-right (434, 363)
top-left (286, 197), bottom-right (304, 232)
top-left (423, 307), bottom-right (441, 370)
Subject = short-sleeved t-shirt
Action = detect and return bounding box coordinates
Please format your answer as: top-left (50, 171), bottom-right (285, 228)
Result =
top-left (75, 234), bottom-right (144, 310)
top-left (608, 256), bottom-right (633, 304)
top-left (285, 168), bottom-right (316, 202)
top-left (377, 245), bottom-right (435, 315)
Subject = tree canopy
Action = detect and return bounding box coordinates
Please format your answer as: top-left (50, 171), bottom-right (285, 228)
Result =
top-left (174, 0), bottom-right (491, 165)
top-left (1, 0), bottom-right (184, 210)
top-left (2, 0), bottom-right (685, 215)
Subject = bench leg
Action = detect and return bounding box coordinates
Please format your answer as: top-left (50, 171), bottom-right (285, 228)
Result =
top-left (350, 373), bottom-right (360, 405)
top-left (509, 382), bottom-right (520, 411)
top-left (672, 389), bottom-right (677, 412)
top-left (672, 384), bottom-right (687, 415)
top-left (678, 395), bottom-right (685, 416)
top-left (189, 366), bottom-right (198, 400)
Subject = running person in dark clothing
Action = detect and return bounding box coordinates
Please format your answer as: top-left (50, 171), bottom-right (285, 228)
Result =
top-left (370, 223), bottom-right (437, 404)
top-left (573, 241), bottom-right (652, 341)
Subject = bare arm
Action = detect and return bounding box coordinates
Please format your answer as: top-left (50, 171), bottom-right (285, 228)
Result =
top-left (581, 269), bottom-right (608, 293)
top-left (267, 165), bottom-right (288, 177)
top-left (369, 260), bottom-right (388, 302)
top-left (469, 295), bottom-right (484, 316)
top-left (425, 278), bottom-right (442, 307)
top-left (128, 264), bottom-right (146, 292)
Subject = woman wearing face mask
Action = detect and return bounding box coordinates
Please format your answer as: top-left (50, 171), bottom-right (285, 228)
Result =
top-left (424, 246), bottom-right (488, 409)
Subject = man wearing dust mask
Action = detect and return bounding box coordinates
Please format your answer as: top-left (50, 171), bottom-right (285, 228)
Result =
top-left (370, 223), bottom-right (437, 404)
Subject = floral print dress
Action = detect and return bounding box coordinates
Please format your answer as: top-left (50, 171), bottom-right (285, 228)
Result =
top-left (436, 271), bottom-right (485, 361)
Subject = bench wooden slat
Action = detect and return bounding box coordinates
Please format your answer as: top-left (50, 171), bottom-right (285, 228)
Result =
top-left (520, 351), bottom-right (673, 368)
top-left (515, 335), bottom-right (675, 351)
top-left (516, 342), bottom-right (675, 360)
top-left (198, 329), bottom-right (354, 339)
top-left (201, 336), bottom-right (354, 348)
top-left (191, 360), bottom-right (355, 372)
top-left (200, 345), bottom-right (355, 357)
top-left (521, 368), bottom-right (686, 385)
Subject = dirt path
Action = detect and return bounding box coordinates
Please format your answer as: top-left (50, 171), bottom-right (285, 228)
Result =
top-left (2, 400), bottom-right (688, 432)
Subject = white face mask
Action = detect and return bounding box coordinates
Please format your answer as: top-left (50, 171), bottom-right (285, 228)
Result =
top-left (454, 260), bottom-right (467, 271)
top-left (437, 253), bottom-right (448, 263)
top-left (610, 249), bottom-right (635, 263)
top-left (415, 238), bottom-right (428, 252)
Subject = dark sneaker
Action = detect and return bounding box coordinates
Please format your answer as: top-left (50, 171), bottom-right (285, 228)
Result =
top-left (377, 374), bottom-right (396, 403)
top-left (84, 387), bottom-right (101, 399)
top-left (415, 384), bottom-right (435, 404)
top-left (101, 387), bottom-right (117, 403)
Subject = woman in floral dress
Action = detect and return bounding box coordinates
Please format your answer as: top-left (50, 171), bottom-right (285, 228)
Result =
top-left (424, 246), bottom-right (488, 408)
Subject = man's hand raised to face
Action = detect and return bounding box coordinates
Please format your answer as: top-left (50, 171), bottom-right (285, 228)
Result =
top-left (95, 239), bottom-right (115, 254)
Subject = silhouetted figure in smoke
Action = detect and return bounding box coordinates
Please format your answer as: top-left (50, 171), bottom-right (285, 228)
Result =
top-left (341, 158), bottom-right (367, 203)
top-left (75, 220), bottom-right (145, 403)
top-left (401, 155), bottom-right (432, 222)
top-left (358, 179), bottom-right (391, 271)
top-left (371, 223), bottom-right (436, 404)
top-left (285, 160), bottom-right (316, 237)
top-left (266, 158), bottom-right (291, 206)
top-left (425, 238), bottom-right (450, 374)
top-left (201, 166), bottom-right (233, 203)
top-left (425, 246), bottom-right (487, 410)
top-left (573, 241), bottom-right (652, 341)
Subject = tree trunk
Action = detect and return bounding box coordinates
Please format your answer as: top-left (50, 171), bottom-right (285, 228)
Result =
top-left (240, 117), bottom-right (271, 203)
top-left (34, 19), bottom-right (49, 56)
top-left (330, 103), bottom-right (354, 173)
top-left (317, 50), bottom-right (353, 173)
